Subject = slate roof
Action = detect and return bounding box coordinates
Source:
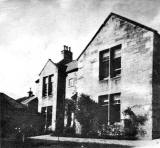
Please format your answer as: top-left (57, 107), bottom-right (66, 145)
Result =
top-left (21, 96), bottom-right (37, 105)
top-left (16, 96), bottom-right (28, 103)
top-left (77, 12), bottom-right (158, 60)
top-left (0, 93), bottom-right (25, 109)
top-left (66, 60), bottom-right (78, 73)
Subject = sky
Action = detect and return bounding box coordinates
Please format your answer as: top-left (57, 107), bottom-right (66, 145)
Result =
top-left (0, 0), bottom-right (160, 99)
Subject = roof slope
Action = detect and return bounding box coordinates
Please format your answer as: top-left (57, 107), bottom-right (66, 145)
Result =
top-left (39, 59), bottom-right (57, 76)
top-left (77, 12), bottom-right (158, 60)
top-left (66, 60), bottom-right (78, 73)
top-left (0, 93), bottom-right (25, 109)
top-left (16, 96), bottom-right (28, 103)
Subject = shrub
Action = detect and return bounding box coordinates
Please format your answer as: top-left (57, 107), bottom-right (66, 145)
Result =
top-left (75, 94), bottom-right (99, 137)
top-left (98, 123), bottom-right (124, 139)
top-left (123, 107), bottom-right (147, 139)
top-left (63, 124), bottom-right (76, 137)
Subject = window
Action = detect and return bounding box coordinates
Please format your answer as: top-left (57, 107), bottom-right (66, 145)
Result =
top-left (99, 50), bottom-right (109, 80)
top-left (98, 95), bottom-right (109, 123)
top-left (41, 106), bottom-right (52, 129)
top-left (42, 74), bottom-right (53, 97)
top-left (111, 45), bottom-right (121, 78)
top-left (99, 95), bottom-right (109, 106)
top-left (68, 78), bottom-right (74, 87)
top-left (99, 45), bottom-right (121, 80)
top-left (42, 77), bottom-right (48, 97)
top-left (98, 93), bottom-right (121, 124)
top-left (110, 93), bottom-right (121, 123)
top-left (48, 75), bottom-right (53, 96)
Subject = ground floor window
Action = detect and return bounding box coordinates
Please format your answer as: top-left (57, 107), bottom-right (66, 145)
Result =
top-left (41, 106), bottom-right (52, 130)
top-left (98, 93), bottom-right (121, 124)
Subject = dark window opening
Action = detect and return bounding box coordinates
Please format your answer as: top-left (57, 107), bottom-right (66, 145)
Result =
top-left (42, 77), bottom-right (47, 97)
top-left (110, 93), bottom-right (121, 123)
top-left (42, 74), bottom-right (54, 97)
top-left (111, 45), bottom-right (121, 78)
top-left (99, 44), bottom-right (121, 80)
top-left (48, 75), bottom-right (53, 96)
top-left (98, 93), bottom-right (121, 124)
top-left (41, 106), bottom-right (52, 129)
top-left (98, 95), bottom-right (109, 123)
top-left (99, 50), bottom-right (109, 80)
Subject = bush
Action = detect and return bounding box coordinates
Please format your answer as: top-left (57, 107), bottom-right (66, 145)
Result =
top-left (74, 94), bottom-right (147, 139)
top-left (75, 94), bottom-right (99, 137)
top-left (63, 125), bottom-right (76, 137)
top-left (98, 123), bottom-right (124, 139)
top-left (123, 107), bottom-right (147, 139)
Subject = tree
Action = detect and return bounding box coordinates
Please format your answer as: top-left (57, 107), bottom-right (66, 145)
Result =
top-left (75, 94), bottom-right (99, 136)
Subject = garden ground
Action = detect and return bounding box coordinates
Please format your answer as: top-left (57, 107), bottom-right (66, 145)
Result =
top-left (29, 135), bottom-right (160, 148)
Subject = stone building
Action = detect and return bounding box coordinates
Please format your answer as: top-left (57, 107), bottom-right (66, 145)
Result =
top-left (36, 13), bottom-right (160, 139)
top-left (36, 46), bottom-right (72, 133)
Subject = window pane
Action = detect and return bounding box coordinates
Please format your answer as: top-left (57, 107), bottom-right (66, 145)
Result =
top-left (111, 45), bottom-right (121, 78)
top-left (42, 77), bottom-right (47, 97)
top-left (98, 95), bottom-right (109, 123)
top-left (99, 95), bottom-right (109, 106)
top-left (69, 78), bottom-right (74, 87)
top-left (102, 61), bottom-right (109, 78)
top-left (44, 77), bottom-right (48, 84)
top-left (102, 51), bottom-right (109, 61)
top-left (114, 57), bottom-right (121, 70)
top-left (48, 75), bottom-right (53, 96)
top-left (113, 48), bottom-right (121, 58)
top-left (110, 93), bottom-right (121, 123)
top-left (100, 50), bottom-right (109, 80)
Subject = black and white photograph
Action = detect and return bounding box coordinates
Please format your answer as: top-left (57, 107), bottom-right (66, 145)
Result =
top-left (1, 0), bottom-right (160, 147)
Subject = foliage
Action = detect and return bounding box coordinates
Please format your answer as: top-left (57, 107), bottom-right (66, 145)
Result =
top-left (123, 107), bottom-right (147, 139)
top-left (73, 94), bottom-right (148, 139)
top-left (75, 94), bottom-right (99, 137)
top-left (63, 123), bottom-right (76, 137)
top-left (99, 123), bottom-right (123, 138)
top-left (65, 98), bottom-right (76, 112)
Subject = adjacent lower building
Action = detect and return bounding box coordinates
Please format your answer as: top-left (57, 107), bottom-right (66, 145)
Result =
top-left (36, 12), bottom-right (160, 139)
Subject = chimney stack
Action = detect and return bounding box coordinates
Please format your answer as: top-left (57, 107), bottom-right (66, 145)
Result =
top-left (61, 45), bottom-right (73, 63)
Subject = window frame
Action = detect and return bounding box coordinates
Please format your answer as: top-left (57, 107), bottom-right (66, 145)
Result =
top-left (99, 49), bottom-right (110, 80)
top-left (99, 44), bottom-right (121, 80)
top-left (98, 93), bottom-right (121, 124)
top-left (42, 74), bottom-right (54, 98)
top-left (42, 76), bottom-right (48, 98)
top-left (110, 45), bottom-right (121, 78)
top-left (48, 74), bottom-right (54, 96)
top-left (68, 78), bottom-right (74, 87)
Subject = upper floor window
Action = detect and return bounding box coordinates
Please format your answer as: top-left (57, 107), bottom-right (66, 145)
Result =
top-left (111, 45), bottom-right (121, 78)
top-left (99, 50), bottom-right (109, 80)
top-left (99, 44), bottom-right (121, 80)
top-left (68, 78), bottom-right (74, 87)
top-left (42, 74), bottom-right (53, 97)
top-left (48, 75), bottom-right (53, 96)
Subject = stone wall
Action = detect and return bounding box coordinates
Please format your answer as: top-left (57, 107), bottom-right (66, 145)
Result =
top-left (66, 71), bottom-right (77, 99)
top-left (37, 60), bottom-right (58, 131)
top-left (77, 15), bottom-right (154, 139)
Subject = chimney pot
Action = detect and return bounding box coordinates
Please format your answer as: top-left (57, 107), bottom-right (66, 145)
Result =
top-left (61, 45), bottom-right (73, 63)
